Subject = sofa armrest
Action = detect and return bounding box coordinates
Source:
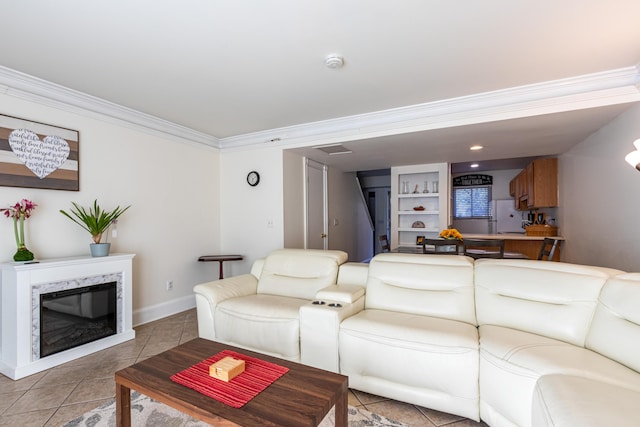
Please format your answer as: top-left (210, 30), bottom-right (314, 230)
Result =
top-left (300, 295), bottom-right (365, 372)
top-left (315, 284), bottom-right (365, 304)
top-left (193, 274), bottom-right (258, 340)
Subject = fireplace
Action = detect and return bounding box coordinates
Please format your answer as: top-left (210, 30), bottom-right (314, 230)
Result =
top-left (40, 281), bottom-right (117, 357)
top-left (0, 253), bottom-right (135, 380)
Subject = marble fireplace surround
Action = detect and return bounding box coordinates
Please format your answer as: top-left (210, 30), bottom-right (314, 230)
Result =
top-left (0, 254), bottom-right (135, 380)
top-left (32, 272), bottom-right (123, 360)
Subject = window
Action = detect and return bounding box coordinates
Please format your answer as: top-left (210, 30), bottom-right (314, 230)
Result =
top-left (453, 186), bottom-right (491, 218)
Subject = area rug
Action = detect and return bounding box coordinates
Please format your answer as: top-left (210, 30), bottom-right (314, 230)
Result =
top-left (63, 391), bottom-right (408, 426)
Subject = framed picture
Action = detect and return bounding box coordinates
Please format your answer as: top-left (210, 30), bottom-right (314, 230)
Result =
top-left (416, 235), bottom-right (425, 245)
top-left (0, 114), bottom-right (79, 191)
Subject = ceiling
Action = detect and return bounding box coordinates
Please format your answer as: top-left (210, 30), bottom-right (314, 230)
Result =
top-left (1, 1), bottom-right (640, 172)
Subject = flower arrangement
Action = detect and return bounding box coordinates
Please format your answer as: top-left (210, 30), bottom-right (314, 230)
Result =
top-left (439, 228), bottom-right (463, 240)
top-left (1, 198), bottom-right (37, 261)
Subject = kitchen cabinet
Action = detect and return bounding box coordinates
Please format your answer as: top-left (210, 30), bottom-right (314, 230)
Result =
top-left (510, 158), bottom-right (558, 210)
top-left (391, 163), bottom-right (449, 250)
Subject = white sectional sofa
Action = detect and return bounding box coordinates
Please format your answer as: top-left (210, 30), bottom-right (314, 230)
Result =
top-left (193, 249), bottom-right (640, 427)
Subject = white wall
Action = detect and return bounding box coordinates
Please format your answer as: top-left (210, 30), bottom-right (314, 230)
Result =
top-left (219, 146), bottom-right (284, 272)
top-left (0, 94), bottom-right (220, 324)
top-left (283, 151), bottom-right (305, 248)
top-left (559, 102), bottom-right (640, 272)
top-left (327, 168), bottom-right (373, 262)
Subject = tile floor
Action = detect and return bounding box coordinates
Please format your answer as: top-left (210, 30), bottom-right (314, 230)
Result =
top-left (0, 309), bottom-right (487, 426)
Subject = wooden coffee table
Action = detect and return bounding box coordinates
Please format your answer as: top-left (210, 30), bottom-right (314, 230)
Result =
top-left (115, 338), bottom-right (348, 427)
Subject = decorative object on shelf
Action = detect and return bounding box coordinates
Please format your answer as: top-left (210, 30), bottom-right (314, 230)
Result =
top-left (439, 228), bottom-right (463, 240)
top-left (413, 206), bottom-right (425, 211)
top-left (1, 198), bottom-right (37, 261)
top-left (412, 184), bottom-right (420, 194)
top-left (60, 199), bottom-right (131, 257)
top-left (412, 221), bottom-right (425, 228)
top-left (432, 181), bottom-right (439, 193)
top-left (401, 181), bottom-right (409, 194)
top-left (423, 181), bottom-right (429, 193)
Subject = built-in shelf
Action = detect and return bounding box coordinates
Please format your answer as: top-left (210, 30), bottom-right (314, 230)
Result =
top-left (391, 163), bottom-right (449, 249)
top-left (398, 193), bottom-right (440, 198)
top-left (399, 210), bottom-right (440, 215)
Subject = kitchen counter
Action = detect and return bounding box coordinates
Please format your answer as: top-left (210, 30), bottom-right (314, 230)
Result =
top-left (462, 233), bottom-right (564, 241)
top-left (463, 233), bottom-right (563, 260)
top-left (393, 233), bottom-right (563, 260)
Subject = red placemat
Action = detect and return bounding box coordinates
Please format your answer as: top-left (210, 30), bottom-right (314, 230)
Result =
top-left (170, 349), bottom-right (289, 408)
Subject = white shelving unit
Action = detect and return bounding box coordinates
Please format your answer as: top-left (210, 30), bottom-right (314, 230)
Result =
top-left (391, 163), bottom-right (449, 250)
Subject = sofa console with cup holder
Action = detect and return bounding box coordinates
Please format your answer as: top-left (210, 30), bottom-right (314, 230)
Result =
top-left (194, 249), bottom-right (640, 427)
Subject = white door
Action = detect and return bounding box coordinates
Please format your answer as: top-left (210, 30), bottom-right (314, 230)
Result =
top-left (305, 159), bottom-right (328, 249)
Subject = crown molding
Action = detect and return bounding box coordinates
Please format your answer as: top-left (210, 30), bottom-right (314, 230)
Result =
top-left (0, 66), bottom-right (219, 148)
top-left (1, 64), bottom-right (638, 152)
top-left (219, 65), bottom-right (640, 152)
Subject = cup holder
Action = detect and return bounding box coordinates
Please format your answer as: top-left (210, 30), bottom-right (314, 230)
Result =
top-left (328, 303), bottom-right (342, 308)
top-left (312, 300), bottom-right (326, 305)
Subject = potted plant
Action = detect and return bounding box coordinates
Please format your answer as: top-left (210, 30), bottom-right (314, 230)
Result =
top-left (60, 200), bottom-right (130, 257)
top-left (1, 198), bottom-right (37, 261)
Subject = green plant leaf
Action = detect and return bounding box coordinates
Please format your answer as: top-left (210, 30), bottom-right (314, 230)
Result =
top-left (60, 199), bottom-right (130, 243)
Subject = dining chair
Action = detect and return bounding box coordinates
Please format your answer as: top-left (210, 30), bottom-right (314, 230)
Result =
top-left (538, 237), bottom-right (561, 261)
top-left (422, 238), bottom-right (461, 254)
top-left (463, 238), bottom-right (505, 259)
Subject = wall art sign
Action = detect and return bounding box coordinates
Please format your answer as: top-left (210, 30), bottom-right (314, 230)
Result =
top-left (0, 114), bottom-right (79, 191)
top-left (452, 174), bottom-right (493, 187)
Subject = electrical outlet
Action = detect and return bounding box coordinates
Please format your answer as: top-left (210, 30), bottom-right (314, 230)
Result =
top-left (166, 280), bottom-right (174, 291)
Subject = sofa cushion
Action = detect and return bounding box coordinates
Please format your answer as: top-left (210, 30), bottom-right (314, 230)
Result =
top-left (532, 374), bottom-right (640, 427)
top-left (586, 273), bottom-right (640, 373)
top-left (256, 249), bottom-right (347, 300)
top-left (215, 294), bottom-right (309, 359)
top-left (475, 259), bottom-right (621, 346)
top-left (479, 324), bottom-right (640, 427)
top-left (340, 308), bottom-right (480, 420)
top-left (365, 253), bottom-right (476, 325)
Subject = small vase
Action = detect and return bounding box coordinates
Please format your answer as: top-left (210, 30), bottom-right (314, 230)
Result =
top-left (13, 245), bottom-right (34, 262)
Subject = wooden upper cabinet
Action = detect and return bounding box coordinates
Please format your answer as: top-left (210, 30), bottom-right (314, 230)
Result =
top-left (509, 158), bottom-right (558, 210)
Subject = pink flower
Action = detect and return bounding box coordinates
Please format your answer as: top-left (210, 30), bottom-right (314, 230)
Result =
top-left (1, 199), bottom-right (37, 219)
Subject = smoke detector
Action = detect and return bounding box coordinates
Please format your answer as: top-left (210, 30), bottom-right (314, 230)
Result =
top-left (325, 55), bottom-right (344, 69)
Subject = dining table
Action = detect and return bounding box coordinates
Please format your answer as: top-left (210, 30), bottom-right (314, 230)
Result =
top-left (393, 233), bottom-right (564, 260)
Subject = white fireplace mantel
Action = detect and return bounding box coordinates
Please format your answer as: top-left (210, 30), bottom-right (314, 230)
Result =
top-left (0, 253), bottom-right (135, 380)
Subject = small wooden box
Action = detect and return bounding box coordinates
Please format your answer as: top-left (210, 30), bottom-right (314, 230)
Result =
top-left (525, 224), bottom-right (558, 237)
top-left (209, 357), bottom-right (245, 382)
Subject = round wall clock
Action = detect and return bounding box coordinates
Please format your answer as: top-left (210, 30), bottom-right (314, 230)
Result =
top-left (247, 171), bottom-right (260, 186)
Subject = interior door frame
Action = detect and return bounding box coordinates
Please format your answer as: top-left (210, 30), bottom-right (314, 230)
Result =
top-left (304, 159), bottom-right (328, 249)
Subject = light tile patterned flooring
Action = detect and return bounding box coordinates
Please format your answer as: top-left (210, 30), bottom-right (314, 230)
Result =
top-left (0, 309), bottom-right (487, 426)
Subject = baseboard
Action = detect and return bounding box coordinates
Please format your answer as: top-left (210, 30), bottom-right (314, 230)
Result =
top-left (133, 294), bottom-right (196, 327)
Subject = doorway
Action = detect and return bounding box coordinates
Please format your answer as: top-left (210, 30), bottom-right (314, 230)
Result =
top-left (305, 159), bottom-right (328, 249)
top-left (358, 170), bottom-right (391, 255)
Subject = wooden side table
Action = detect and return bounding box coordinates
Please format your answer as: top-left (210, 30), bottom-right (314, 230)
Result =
top-left (198, 255), bottom-right (244, 279)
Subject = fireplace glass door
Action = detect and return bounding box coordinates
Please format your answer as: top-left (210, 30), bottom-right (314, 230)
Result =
top-left (40, 281), bottom-right (117, 357)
